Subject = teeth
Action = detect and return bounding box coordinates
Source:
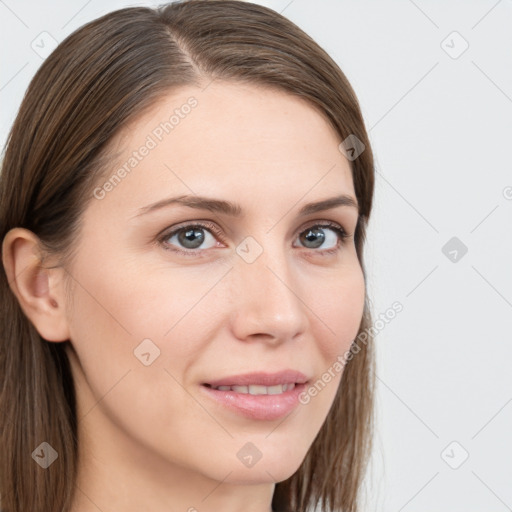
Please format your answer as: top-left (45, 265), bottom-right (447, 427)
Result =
top-left (267, 384), bottom-right (285, 395)
top-left (249, 385), bottom-right (267, 395)
top-left (212, 383), bottom-right (296, 395)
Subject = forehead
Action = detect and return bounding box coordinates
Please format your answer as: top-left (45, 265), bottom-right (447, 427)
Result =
top-left (90, 81), bottom-right (356, 219)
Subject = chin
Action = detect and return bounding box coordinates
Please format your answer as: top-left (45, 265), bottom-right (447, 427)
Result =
top-left (216, 442), bottom-right (308, 485)
top-left (222, 461), bottom-right (303, 485)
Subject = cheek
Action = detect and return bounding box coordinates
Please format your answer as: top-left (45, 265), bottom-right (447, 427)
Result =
top-left (65, 252), bottom-right (229, 380)
top-left (311, 262), bottom-right (366, 361)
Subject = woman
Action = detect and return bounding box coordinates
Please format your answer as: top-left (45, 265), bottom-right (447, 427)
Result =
top-left (0, 1), bottom-right (375, 511)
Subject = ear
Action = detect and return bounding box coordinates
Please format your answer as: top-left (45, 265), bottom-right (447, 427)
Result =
top-left (2, 227), bottom-right (70, 342)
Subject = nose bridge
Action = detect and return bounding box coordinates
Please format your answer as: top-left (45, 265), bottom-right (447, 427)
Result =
top-left (229, 234), bottom-right (308, 342)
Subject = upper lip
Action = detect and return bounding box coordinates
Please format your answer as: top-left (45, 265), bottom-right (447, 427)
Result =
top-left (203, 370), bottom-right (309, 387)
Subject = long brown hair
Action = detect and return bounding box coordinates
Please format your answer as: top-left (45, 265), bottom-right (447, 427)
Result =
top-left (0, 1), bottom-right (375, 511)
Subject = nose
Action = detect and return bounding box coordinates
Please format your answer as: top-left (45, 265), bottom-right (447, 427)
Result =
top-left (229, 242), bottom-right (309, 345)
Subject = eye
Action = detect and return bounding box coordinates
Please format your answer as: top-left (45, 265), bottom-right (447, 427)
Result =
top-left (294, 222), bottom-right (350, 253)
top-left (159, 221), bottom-right (224, 256)
top-left (158, 220), bottom-right (351, 257)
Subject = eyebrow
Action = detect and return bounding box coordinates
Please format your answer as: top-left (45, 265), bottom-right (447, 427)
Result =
top-left (133, 193), bottom-right (358, 219)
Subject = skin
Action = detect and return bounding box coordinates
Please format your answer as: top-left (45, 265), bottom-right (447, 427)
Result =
top-left (3, 81), bottom-right (365, 512)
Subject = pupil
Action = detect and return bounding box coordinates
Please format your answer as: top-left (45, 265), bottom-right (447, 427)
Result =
top-left (179, 228), bottom-right (204, 249)
top-left (302, 228), bottom-right (324, 248)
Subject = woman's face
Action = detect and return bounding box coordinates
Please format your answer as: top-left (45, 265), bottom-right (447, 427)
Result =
top-left (63, 81), bottom-right (365, 490)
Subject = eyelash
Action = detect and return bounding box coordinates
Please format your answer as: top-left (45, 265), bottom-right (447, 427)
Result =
top-left (157, 220), bottom-right (351, 258)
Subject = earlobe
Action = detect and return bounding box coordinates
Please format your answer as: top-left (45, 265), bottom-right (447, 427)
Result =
top-left (2, 227), bottom-right (70, 342)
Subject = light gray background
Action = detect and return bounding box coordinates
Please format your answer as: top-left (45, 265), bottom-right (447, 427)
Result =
top-left (1, 1), bottom-right (511, 511)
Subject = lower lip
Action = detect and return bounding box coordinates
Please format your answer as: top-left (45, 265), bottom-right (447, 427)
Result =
top-left (200, 383), bottom-right (307, 421)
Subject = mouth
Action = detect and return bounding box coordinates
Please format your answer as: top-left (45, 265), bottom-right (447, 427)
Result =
top-left (202, 382), bottom-right (297, 395)
top-left (199, 370), bottom-right (310, 421)
top-left (201, 369), bottom-right (309, 389)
